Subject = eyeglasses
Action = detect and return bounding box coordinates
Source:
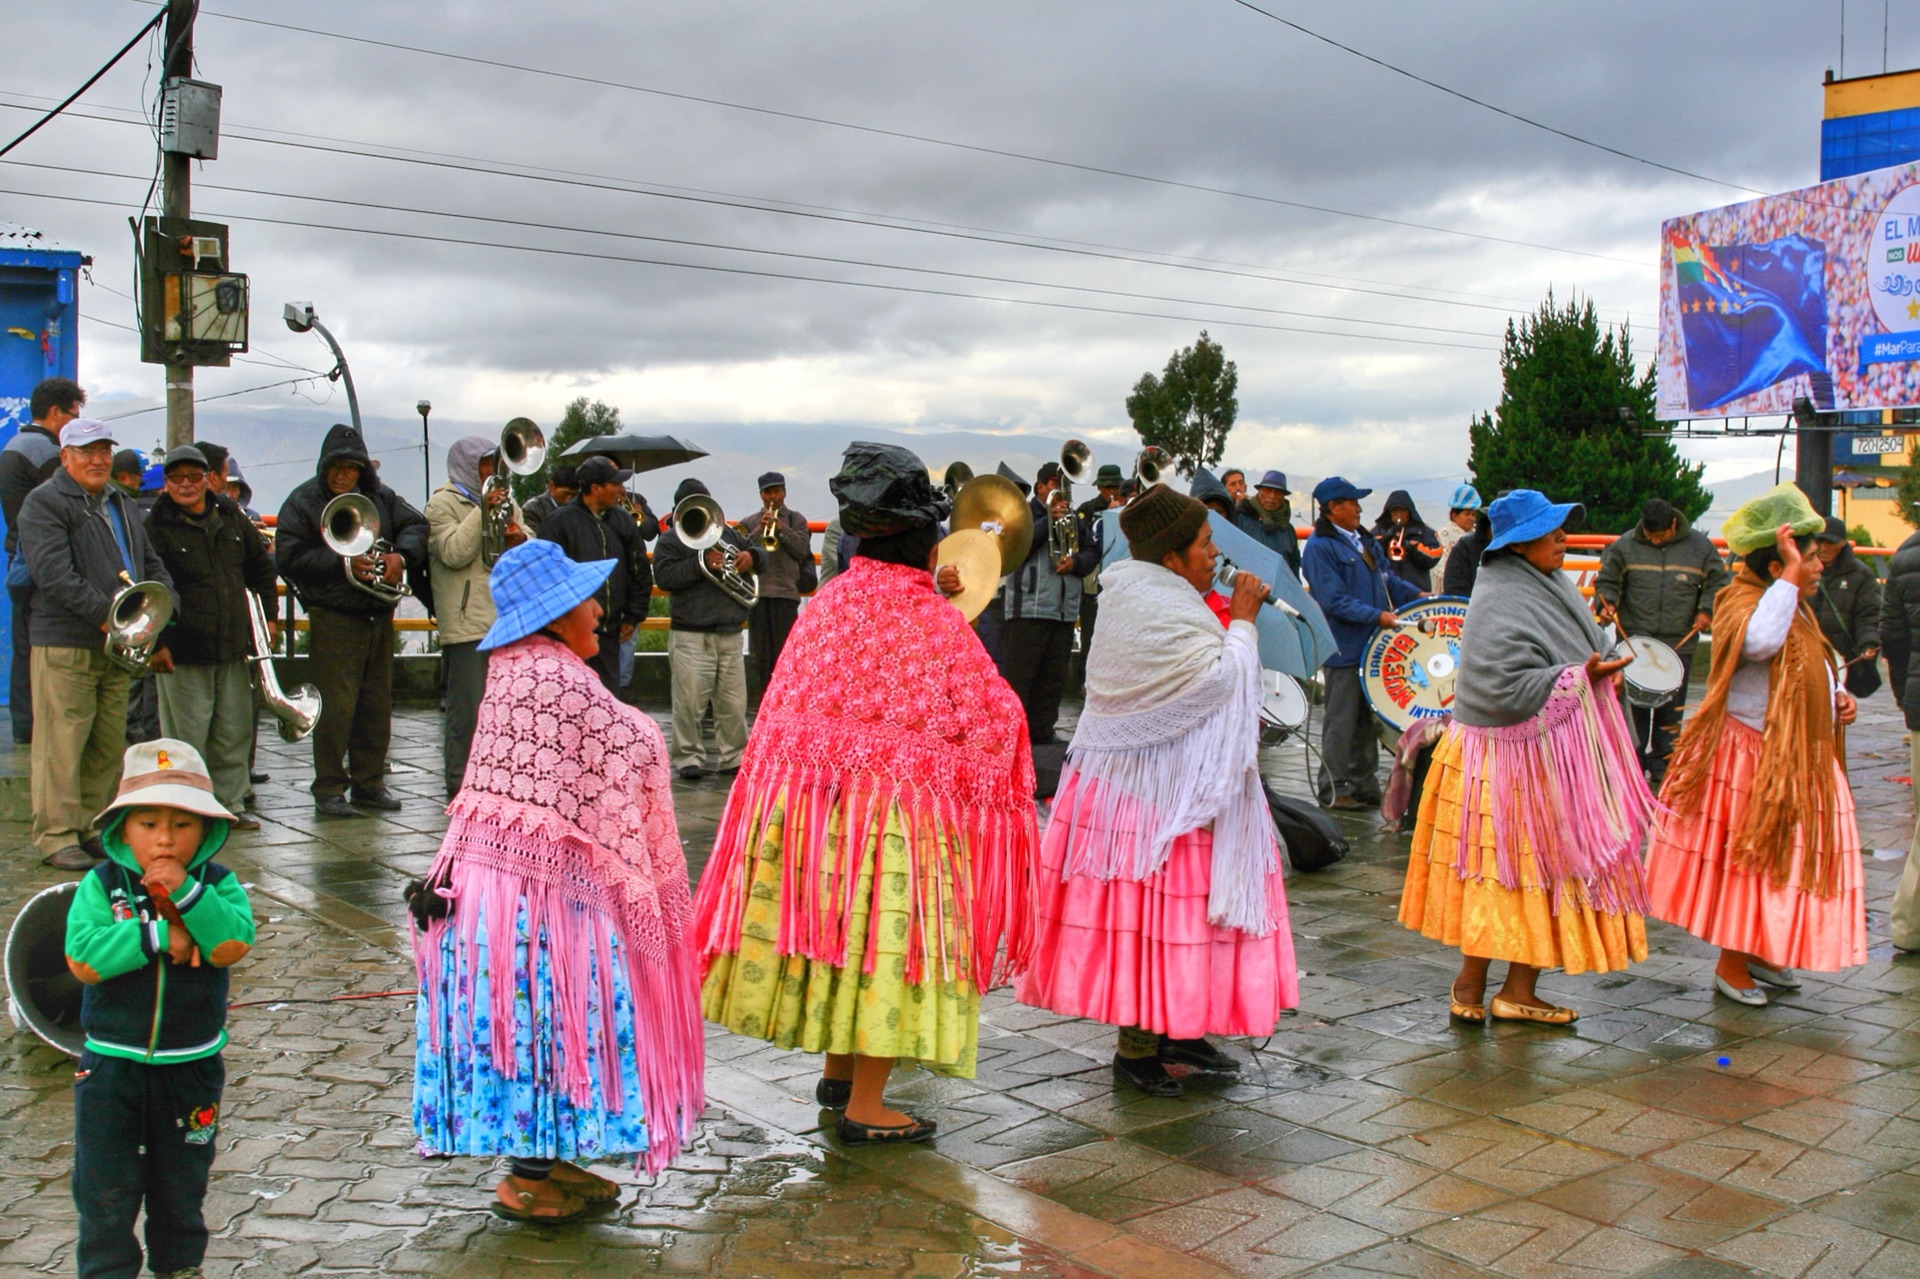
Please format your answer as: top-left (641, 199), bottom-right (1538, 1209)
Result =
top-left (165, 470), bottom-right (206, 485)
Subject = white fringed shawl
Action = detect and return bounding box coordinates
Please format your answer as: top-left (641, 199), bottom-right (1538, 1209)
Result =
top-left (1054, 559), bottom-right (1280, 934)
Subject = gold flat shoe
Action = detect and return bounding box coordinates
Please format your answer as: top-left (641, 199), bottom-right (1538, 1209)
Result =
top-left (1489, 995), bottom-right (1578, 1025)
top-left (1449, 998), bottom-right (1488, 1024)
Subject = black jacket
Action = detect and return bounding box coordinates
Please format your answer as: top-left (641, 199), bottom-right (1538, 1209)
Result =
top-left (18, 468), bottom-right (172, 648)
top-left (1880, 532), bottom-right (1920, 727)
top-left (0, 423), bottom-right (60, 557)
top-left (1442, 520), bottom-right (1490, 598)
top-left (534, 497), bottom-right (653, 631)
top-left (653, 522), bottom-right (760, 632)
top-left (1371, 490), bottom-right (1442, 593)
top-left (274, 425), bottom-right (429, 618)
top-left (1812, 543), bottom-right (1881, 665)
top-left (146, 491), bottom-right (277, 666)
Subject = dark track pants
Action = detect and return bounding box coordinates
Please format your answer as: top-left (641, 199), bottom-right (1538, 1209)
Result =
top-left (441, 639), bottom-right (488, 795)
top-left (1003, 618), bottom-right (1075, 744)
top-left (307, 607), bottom-right (394, 800)
top-left (748, 596), bottom-right (800, 699)
top-left (73, 1051), bottom-right (224, 1279)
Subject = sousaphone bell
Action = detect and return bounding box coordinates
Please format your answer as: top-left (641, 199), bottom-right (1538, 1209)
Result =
top-left (6, 882), bottom-right (84, 1055)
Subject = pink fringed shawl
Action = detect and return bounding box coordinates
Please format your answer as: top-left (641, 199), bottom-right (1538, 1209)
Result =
top-left (1449, 665), bottom-right (1655, 916)
top-left (691, 558), bottom-right (1039, 992)
top-left (413, 634), bottom-right (703, 1176)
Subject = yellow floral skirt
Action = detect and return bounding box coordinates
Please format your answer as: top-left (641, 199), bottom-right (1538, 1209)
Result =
top-left (1398, 729), bottom-right (1647, 974)
top-left (700, 802), bottom-right (979, 1076)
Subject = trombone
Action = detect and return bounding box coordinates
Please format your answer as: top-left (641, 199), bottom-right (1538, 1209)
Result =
top-left (481, 417), bottom-right (545, 567)
top-left (321, 492), bottom-right (409, 603)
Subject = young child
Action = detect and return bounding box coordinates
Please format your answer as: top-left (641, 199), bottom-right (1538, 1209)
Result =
top-left (63, 739), bottom-right (255, 1279)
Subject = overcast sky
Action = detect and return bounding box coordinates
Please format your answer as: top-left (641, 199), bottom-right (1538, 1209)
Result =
top-left (0, 1), bottom-right (1889, 518)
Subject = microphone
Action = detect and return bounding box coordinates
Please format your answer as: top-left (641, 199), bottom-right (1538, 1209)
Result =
top-left (1217, 564), bottom-right (1301, 618)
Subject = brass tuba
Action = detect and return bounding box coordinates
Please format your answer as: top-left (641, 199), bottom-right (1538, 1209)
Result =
top-left (481, 417), bottom-right (545, 567)
top-left (940, 461), bottom-right (974, 504)
top-left (1133, 446), bottom-right (1172, 487)
top-left (321, 492), bottom-right (409, 603)
top-left (246, 590), bottom-right (320, 741)
top-left (674, 493), bottom-right (759, 609)
top-left (104, 573), bottom-right (175, 673)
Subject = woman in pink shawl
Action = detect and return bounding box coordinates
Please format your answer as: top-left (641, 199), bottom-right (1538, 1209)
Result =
top-left (411, 540), bottom-right (703, 1222)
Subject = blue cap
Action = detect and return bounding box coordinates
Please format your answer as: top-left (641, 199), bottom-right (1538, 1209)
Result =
top-left (1448, 483), bottom-right (1482, 512)
top-left (1255, 470), bottom-right (1290, 493)
top-left (479, 540), bottom-right (617, 651)
top-left (757, 471), bottom-right (786, 491)
top-left (1484, 489), bottom-right (1584, 553)
top-left (1312, 476), bottom-right (1371, 505)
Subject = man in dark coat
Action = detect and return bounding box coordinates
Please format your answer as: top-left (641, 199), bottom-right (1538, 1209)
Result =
top-left (535, 456), bottom-right (652, 693)
top-left (1811, 518), bottom-right (1881, 699)
top-left (1002, 462), bottom-right (1099, 744)
top-left (146, 446), bottom-right (277, 827)
top-left (274, 424), bottom-right (428, 817)
top-left (653, 476), bottom-right (760, 778)
top-left (739, 470), bottom-right (812, 700)
top-left (1372, 489), bottom-right (1442, 593)
top-left (1, 376), bottom-right (86, 743)
top-left (1234, 469), bottom-right (1302, 576)
top-left (1880, 527), bottom-right (1920, 953)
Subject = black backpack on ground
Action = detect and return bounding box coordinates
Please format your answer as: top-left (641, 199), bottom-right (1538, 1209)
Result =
top-left (1265, 782), bottom-right (1349, 873)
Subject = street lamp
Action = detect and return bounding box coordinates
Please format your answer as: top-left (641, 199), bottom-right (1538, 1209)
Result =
top-left (283, 302), bottom-right (361, 433)
top-left (416, 401), bottom-right (432, 508)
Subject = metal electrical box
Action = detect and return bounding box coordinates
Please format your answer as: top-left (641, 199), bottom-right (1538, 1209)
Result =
top-left (139, 217), bottom-right (247, 365)
top-left (159, 78), bottom-right (221, 159)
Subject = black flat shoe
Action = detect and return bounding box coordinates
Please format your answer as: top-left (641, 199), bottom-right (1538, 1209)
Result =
top-left (351, 788), bottom-right (403, 812)
top-left (315, 795), bottom-right (360, 818)
top-left (815, 1077), bottom-right (852, 1110)
top-left (1158, 1036), bottom-right (1240, 1072)
top-left (1113, 1053), bottom-right (1183, 1097)
top-left (836, 1114), bottom-right (937, 1144)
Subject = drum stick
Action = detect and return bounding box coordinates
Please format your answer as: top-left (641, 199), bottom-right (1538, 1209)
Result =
top-left (1673, 621), bottom-right (1704, 650)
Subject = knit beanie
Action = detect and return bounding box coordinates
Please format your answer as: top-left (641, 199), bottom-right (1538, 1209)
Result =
top-left (1122, 483), bottom-right (1209, 564)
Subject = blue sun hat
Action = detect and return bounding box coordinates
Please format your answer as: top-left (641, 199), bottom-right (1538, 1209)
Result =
top-left (1484, 489), bottom-right (1585, 553)
top-left (479, 539), bottom-right (617, 651)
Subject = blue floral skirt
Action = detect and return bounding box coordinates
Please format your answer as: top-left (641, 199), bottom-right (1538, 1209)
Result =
top-left (413, 898), bottom-right (650, 1161)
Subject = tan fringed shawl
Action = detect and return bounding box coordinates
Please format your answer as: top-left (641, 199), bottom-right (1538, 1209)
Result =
top-left (1661, 569), bottom-right (1844, 896)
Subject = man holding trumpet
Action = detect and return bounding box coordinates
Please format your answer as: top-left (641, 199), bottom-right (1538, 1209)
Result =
top-left (738, 471), bottom-right (812, 700)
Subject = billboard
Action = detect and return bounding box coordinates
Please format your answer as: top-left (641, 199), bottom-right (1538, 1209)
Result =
top-left (1655, 160), bottom-right (1920, 419)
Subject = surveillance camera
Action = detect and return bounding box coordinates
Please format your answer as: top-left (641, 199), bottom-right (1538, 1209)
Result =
top-left (283, 301), bottom-right (315, 333)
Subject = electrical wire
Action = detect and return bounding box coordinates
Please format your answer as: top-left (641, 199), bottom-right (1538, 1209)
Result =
top-left (0, 9), bottom-right (163, 159)
top-left (1224, 0), bottom-right (1767, 196)
top-left (11, 160), bottom-right (1495, 340)
top-left (4, 186), bottom-right (1499, 351)
top-left (181, 4), bottom-right (1641, 265)
top-left (99, 375), bottom-right (325, 422)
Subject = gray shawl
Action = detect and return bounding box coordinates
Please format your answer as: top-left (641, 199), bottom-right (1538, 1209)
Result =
top-left (1453, 553), bottom-right (1606, 727)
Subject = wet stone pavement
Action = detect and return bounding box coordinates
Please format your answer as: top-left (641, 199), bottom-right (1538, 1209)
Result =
top-left (1, 681), bottom-right (1918, 1277)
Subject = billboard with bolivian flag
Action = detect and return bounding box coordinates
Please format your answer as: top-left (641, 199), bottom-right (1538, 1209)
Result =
top-left (1656, 161), bottom-right (1920, 419)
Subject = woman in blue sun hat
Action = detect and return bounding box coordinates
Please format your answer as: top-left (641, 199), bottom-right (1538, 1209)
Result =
top-left (411, 540), bottom-right (704, 1222)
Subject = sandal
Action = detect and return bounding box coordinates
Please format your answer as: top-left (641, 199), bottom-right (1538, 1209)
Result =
top-left (815, 1077), bottom-right (853, 1110)
top-left (491, 1179), bottom-right (588, 1223)
top-left (548, 1162), bottom-right (620, 1203)
top-left (836, 1114), bottom-right (938, 1145)
top-left (1489, 994), bottom-right (1578, 1025)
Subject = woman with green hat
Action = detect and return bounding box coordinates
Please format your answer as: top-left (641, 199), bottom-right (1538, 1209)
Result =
top-left (1645, 484), bottom-right (1866, 1004)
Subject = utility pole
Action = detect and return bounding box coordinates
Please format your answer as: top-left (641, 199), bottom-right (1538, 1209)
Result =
top-left (162, 0), bottom-right (195, 451)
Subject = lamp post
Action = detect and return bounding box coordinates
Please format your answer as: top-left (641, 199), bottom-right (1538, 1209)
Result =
top-left (282, 302), bottom-right (360, 433)
top-left (416, 401), bottom-right (432, 508)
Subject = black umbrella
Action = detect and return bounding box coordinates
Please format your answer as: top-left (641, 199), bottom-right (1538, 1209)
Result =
top-left (562, 433), bottom-right (708, 475)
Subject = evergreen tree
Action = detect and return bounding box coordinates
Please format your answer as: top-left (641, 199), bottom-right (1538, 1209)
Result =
top-left (1468, 293), bottom-right (1708, 534)
top-left (1125, 330), bottom-right (1238, 477)
top-left (514, 396), bottom-right (621, 501)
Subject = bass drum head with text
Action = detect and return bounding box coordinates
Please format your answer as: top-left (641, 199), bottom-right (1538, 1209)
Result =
top-left (1360, 596), bottom-right (1470, 734)
top-left (6, 881), bottom-right (84, 1057)
top-left (1260, 669), bottom-right (1309, 743)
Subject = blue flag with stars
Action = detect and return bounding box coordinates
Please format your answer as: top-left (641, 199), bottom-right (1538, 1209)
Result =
top-left (1674, 233), bottom-right (1829, 412)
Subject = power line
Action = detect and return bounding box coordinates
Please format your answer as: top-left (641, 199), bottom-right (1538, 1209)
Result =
top-left (0, 9), bottom-right (163, 159)
top-left (182, 4), bottom-right (1640, 265)
top-left (100, 374), bottom-right (322, 421)
top-left (13, 159), bottom-right (1494, 339)
top-left (1225, 0), bottom-right (1767, 196)
top-left (5, 187), bottom-right (1498, 352)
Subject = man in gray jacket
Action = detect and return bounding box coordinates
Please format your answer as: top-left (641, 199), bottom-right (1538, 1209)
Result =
top-left (1593, 498), bottom-right (1731, 784)
top-left (738, 471), bottom-right (811, 700)
top-left (18, 418), bottom-right (172, 869)
top-left (1003, 463), bottom-right (1099, 744)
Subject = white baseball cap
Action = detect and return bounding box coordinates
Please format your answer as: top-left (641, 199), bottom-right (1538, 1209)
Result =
top-left (59, 419), bottom-right (117, 449)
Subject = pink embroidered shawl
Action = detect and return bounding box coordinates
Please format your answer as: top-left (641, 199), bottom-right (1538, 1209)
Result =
top-left (691, 558), bottom-right (1039, 991)
top-left (414, 633), bottom-right (702, 1176)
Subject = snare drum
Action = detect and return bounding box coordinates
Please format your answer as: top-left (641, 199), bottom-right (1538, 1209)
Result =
top-left (1260, 670), bottom-right (1308, 742)
top-left (1609, 636), bottom-right (1685, 708)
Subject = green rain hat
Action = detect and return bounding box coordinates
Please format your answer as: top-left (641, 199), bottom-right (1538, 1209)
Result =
top-left (1720, 482), bottom-right (1827, 556)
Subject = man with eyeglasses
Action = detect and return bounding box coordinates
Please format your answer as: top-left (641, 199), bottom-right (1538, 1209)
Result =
top-left (143, 446), bottom-right (278, 829)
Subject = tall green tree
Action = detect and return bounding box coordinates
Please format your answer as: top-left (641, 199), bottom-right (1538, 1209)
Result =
top-left (1468, 293), bottom-right (1708, 534)
top-left (1125, 330), bottom-right (1238, 478)
top-left (513, 396), bottom-right (621, 500)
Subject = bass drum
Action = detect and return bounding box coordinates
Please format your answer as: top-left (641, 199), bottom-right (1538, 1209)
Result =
top-left (1359, 596), bottom-right (1470, 735)
top-left (1259, 669), bottom-right (1309, 745)
top-left (6, 881), bottom-right (84, 1056)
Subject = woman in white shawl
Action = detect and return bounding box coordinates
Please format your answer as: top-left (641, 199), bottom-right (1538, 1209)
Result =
top-left (1016, 484), bottom-right (1298, 1097)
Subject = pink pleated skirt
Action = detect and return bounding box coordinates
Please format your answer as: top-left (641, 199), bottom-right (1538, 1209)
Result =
top-left (1014, 773), bottom-right (1299, 1039)
top-left (1645, 719), bottom-right (1866, 972)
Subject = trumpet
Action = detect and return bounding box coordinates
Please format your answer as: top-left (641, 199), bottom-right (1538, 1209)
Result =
top-left (481, 417), bottom-right (545, 567)
top-left (1134, 446), bottom-right (1172, 487)
top-left (1059, 440), bottom-right (1092, 505)
top-left (246, 590), bottom-right (320, 741)
top-left (674, 493), bottom-right (759, 609)
top-left (321, 492), bottom-right (409, 603)
top-left (104, 572), bottom-right (175, 673)
top-left (760, 499), bottom-right (781, 554)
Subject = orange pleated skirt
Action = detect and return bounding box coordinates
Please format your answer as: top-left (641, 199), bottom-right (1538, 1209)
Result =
top-left (1399, 728), bottom-right (1648, 973)
top-left (1645, 719), bottom-right (1866, 972)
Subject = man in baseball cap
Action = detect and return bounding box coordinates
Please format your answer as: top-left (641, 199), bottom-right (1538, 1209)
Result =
top-left (533, 455), bottom-right (652, 694)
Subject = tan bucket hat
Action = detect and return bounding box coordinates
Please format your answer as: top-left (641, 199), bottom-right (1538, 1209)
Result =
top-left (94, 738), bottom-right (237, 827)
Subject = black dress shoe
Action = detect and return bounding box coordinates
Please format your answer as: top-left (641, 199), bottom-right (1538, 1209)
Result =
top-left (315, 795), bottom-right (360, 818)
top-left (250, 770), bottom-right (270, 785)
top-left (351, 788), bottom-right (403, 812)
top-left (836, 1114), bottom-right (937, 1144)
top-left (44, 844), bottom-right (101, 871)
top-left (676, 765), bottom-right (704, 781)
top-left (1159, 1036), bottom-right (1240, 1072)
top-left (815, 1078), bottom-right (852, 1110)
top-left (1113, 1053), bottom-right (1183, 1097)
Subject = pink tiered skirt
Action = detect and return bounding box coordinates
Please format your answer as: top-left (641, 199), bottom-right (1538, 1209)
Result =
top-left (1645, 720), bottom-right (1866, 972)
top-left (1014, 774), bottom-right (1298, 1039)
